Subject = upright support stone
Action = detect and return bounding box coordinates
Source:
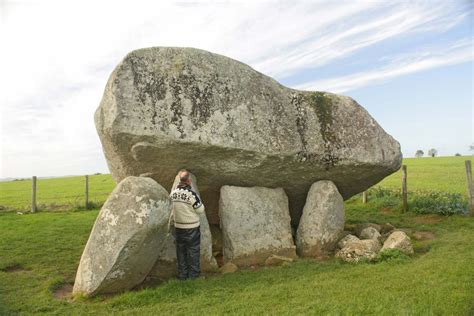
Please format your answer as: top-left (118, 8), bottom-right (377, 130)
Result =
top-left (219, 186), bottom-right (296, 266)
top-left (296, 181), bottom-right (345, 258)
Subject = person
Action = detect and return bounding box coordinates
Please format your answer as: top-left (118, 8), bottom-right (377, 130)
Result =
top-left (169, 170), bottom-right (205, 280)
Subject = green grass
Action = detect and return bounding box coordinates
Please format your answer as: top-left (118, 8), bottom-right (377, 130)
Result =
top-left (0, 174), bottom-right (115, 212)
top-left (1, 156), bottom-right (473, 314)
top-left (378, 156), bottom-right (472, 194)
top-left (1, 204), bottom-right (473, 315)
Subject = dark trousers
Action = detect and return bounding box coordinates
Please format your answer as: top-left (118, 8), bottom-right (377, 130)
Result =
top-left (175, 226), bottom-right (201, 280)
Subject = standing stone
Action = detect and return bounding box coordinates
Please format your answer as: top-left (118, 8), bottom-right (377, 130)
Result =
top-left (381, 231), bottom-right (414, 254)
top-left (296, 181), bottom-right (345, 258)
top-left (95, 47), bottom-right (402, 227)
top-left (73, 177), bottom-right (170, 296)
top-left (219, 186), bottom-right (296, 266)
top-left (148, 172), bottom-right (218, 278)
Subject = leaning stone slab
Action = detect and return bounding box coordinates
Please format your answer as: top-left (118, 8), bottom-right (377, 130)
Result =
top-left (95, 47), bottom-right (402, 226)
top-left (149, 172), bottom-right (217, 278)
top-left (296, 180), bottom-right (345, 258)
top-left (219, 186), bottom-right (296, 266)
top-left (73, 176), bottom-right (170, 296)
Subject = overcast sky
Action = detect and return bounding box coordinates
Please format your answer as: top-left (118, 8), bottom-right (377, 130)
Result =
top-left (0, 0), bottom-right (473, 178)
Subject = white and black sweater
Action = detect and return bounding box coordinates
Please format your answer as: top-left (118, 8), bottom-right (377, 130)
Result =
top-left (170, 186), bottom-right (205, 229)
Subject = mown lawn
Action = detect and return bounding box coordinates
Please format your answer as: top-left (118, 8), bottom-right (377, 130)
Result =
top-left (1, 201), bottom-right (473, 315)
top-left (378, 156), bottom-right (472, 194)
top-left (0, 174), bottom-right (115, 212)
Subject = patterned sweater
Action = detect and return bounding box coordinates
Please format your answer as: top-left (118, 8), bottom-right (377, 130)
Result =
top-left (169, 185), bottom-right (205, 229)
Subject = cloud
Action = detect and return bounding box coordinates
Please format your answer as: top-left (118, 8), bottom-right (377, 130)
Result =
top-left (294, 38), bottom-right (473, 93)
top-left (0, 0), bottom-right (471, 177)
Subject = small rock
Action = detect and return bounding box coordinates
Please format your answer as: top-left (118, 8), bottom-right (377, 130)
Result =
top-left (380, 222), bottom-right (396, 234)
top-left (220, 262), bottom-right (238, 274)
top-left (355, 223), bottom-right (381, 237)
top-left (264, 255), bottom-right (294, 266)
top-left (336, 239), bottom-right (381, 263)
top-left (382, 231), bottom-right (414, 254)
top-left (337, 234), bottom-right (360, 249)
top-left (360, 227), bottom-right (381, 241)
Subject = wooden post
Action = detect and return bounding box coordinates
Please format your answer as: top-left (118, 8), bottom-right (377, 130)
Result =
top-left (85, 175), bottom-right (89, 209)
top-left (402, 165), bottom-right (408, 212)
top-left (31, 176), bottom-right (37, 213)
top-left (465, 160), bottom-right (474, 215)
top-left (362, 191), bottom-right (368, 204)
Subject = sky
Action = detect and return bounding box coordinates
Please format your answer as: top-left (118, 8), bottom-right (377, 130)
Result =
top-left (0, 0), bottom-right (473, 178)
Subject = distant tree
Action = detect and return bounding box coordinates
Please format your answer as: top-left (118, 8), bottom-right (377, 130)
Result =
top-left (455, 153), bottom-right (461, 156)
top-left (470, 144), bottom-right (474, 151)
top-left (428, 148), bottom-right (438, 157)
top-left (415, 150), bottom-right (424, 158)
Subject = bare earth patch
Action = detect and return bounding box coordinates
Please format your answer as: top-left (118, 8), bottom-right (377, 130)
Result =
top-left (412, 231), bottom-right (436, 240)
top-left (413, 215), bottom-right (445, 224)
top-left (0, 264), bottom-right (28, 273)
top-left (53, 284), bottom-right (73, 300)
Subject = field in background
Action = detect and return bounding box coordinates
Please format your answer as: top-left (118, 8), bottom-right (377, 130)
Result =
top-left (378, 156), bottom-right (471, 194)
top-left (0, 156), bottom-right (472, 212)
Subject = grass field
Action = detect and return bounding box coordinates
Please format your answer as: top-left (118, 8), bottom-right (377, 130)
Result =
top-left (0, 156), bottom-right (472, 212)
top-left (1, 156), bottom-right (473, 314)
top-left (378, 156), bottom-right (472, 194)
top-left (1, 204), bottom-right (473, 315)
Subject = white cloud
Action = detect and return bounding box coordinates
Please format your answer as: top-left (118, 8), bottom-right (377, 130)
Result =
top-left (0, 0), bottom-right (471, 177)
top-left (295, 38), bottom-right (473, 93)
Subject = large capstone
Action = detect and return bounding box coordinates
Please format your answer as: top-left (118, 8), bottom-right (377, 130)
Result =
top-left (95, 47), bottom-right (402, 226)
top-left (73, 176), bottom-right (170, 296)
top-left (219, 185), bottom-right (296, 266)
top-left (296, 180), bottom-right (345, 258)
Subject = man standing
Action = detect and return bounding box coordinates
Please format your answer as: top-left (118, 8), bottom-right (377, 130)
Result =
top-left (169, 170), bottom-right (205, 280)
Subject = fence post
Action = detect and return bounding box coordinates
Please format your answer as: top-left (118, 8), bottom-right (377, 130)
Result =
top-left (402, 165), bottom-right (408, 212)
top-left (465, 160), bottom-right (474, 215)
top-left (31, 176), bottom-right (37, 213)
top-left (362, 191), bottom-right (368, 204)
top-left (85, 175), bottom-right (89, 209)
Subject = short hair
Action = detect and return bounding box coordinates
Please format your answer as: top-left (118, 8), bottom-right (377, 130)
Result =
top-left (179, 170), bottom-right (190, 183)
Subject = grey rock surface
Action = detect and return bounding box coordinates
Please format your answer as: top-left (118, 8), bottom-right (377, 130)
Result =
top-left (95, 47), bottom-right (401, 226)
top-left (73, 176), bottom-right (170, 296)
top-left (336, 239), bottom-right (381, 263)
top-left (381, 231), bottom-right (414, 254)
top-left (219, 186), bottom-right (296, 266)
top-left (296, 181), bottom-right (345, 257)
top-left (360, 226), bottom-right (382, 241)
top-left (337, 234), bottom-right (360, 249)
top-left (148, 172), bottom-right (218, 278)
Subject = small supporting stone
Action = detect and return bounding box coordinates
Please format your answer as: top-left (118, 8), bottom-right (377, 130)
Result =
top-left (31, 176), bottom-right (37, 213)
top-left (402, 165), bottom-right (408, 212)
top-left (465, 160), bottom-right (474, 215)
